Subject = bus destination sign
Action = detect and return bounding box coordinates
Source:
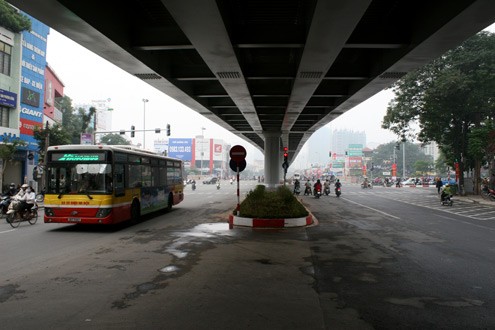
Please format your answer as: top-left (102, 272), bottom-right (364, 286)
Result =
top-left (51, 153), bottom-right (106, 162)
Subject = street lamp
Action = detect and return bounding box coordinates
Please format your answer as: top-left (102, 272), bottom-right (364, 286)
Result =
top-left (142, 98), bottom-right (149, 149)
top-left (200, 127), bottom-right (206, 177)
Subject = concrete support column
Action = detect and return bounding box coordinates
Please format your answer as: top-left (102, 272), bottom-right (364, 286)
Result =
top-left (263, 131), bottom-right (281, 188)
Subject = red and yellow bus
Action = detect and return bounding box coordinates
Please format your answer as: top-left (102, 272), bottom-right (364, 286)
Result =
top-left (43, 145), bottom-right (184, 225)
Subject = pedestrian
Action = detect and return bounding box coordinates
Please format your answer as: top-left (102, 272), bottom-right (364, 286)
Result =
top-left (435, 177), bottom-right (443, 194)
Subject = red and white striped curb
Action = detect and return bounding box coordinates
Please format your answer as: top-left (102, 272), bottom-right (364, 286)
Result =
top-left (228, 214), bottom-right (313, 229)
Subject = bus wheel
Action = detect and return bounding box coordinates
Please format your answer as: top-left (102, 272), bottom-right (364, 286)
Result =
top-left (131, 200), bottom-right (140, 222)
top-left (166, 194), bottom-right (173, 212)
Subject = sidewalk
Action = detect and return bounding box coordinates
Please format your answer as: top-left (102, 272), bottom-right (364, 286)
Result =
top-left (456, 194), bottom-right (495, 206)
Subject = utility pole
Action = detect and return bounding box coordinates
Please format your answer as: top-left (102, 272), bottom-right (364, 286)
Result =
top-left (142, 98), bottom-right (149, 149)
top-left (402, 142), bottom-right (406, 178)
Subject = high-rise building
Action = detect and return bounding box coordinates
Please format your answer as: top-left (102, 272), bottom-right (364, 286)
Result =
top-left (306, 127), bottom-right (331, 166)
top-left (421, 141), bottom-right (440, 162)
top-left (331, 129), bottom-right (366, 155)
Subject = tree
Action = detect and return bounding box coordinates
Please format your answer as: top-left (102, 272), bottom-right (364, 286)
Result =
top-left (0, 136), bottom-right (26, 188)
top-left (369, 141), bottom-right (432, 178)
top-left (0, 0), bottom-right (31, 33)
top-left (99, 134), bottom-right (130, 145)
top-left (382, 32), bottom-right (495, 194)
top-left (33, 122), bottom-right (71, 161)
top-left (413, 160), bottom-right (433, 176)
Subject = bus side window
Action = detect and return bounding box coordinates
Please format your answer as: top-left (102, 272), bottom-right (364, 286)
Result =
top-left (114, 164), bottom-right (125, 196)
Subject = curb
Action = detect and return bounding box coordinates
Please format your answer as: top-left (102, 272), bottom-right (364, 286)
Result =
top-left (228, 214), bottom-right (313, 229)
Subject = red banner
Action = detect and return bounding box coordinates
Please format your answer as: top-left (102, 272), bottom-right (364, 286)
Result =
top-left (20, 118), bottom-right (42, 136)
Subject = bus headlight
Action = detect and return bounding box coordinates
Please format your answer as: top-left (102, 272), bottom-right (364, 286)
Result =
top-left (45, 208), bottom-right (54, 216)
top-left (95, 208), bottom-right (112, 218)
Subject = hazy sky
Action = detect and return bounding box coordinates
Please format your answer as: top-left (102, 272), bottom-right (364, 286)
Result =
top-left (45, 23), bottom-right (495, 162)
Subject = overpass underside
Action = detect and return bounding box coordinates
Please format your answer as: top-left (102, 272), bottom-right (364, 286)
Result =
top-left (9, 0), bottom-right (495, 186)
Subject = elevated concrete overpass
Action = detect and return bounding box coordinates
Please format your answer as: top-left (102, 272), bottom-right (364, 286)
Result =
top-left (9, 0), bottom-right (495, 186)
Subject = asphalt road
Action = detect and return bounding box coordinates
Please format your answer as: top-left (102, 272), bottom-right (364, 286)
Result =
top-left (1, 182), bottom-right (495, 329)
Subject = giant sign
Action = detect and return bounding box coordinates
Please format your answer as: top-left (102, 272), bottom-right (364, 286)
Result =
top-left (20, 14), bottom-right (49, 149)
top-left (168, 138), bottom-right (193, 161)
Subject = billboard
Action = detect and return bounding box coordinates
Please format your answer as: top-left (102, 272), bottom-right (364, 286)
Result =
top-left (168, 138), bottom-right (193, 161)
top-left (20, 15), bottom-right (49, 150)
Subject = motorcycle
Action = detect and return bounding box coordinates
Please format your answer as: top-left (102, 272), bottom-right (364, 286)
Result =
top-left (6, 199), bottom-right (38, 227)
top-left (323, 186), bottom-right (330, 196)
top-left (0, 194), bottom-right (11, 217)
top-left (335, 186), bottom-right (341, 197)
top-left (293, 185), bottom-right (301, 195)
top-left (361, 182), bottom-right (373, 189)
top-left (441, 194), bottom-right (453, 206)
top-left (304, 186), bottom-right (312, 196)
top-left (192, 182), bottom-right (196, 191)
top-left (481, 185), bottom-right (495, 201)
top-left (314, 188), bottom-right (321, 199)
top-left (216, 182), bottom-right (221, 190)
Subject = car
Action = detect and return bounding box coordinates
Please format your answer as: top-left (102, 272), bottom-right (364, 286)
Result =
top-left (402, 178), bottom-right (421, 186)
top-left (442, 178), bottom-right (457, 185)
top-left (202, 177), bottom-right (218, 184)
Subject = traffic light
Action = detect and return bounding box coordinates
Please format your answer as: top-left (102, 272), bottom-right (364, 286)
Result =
top-left (166, 124), bottom-right (171, 136)
top-left (283, 147), bottom-right (288, 162)
top-left (131, 125), bottom-right (135, 138)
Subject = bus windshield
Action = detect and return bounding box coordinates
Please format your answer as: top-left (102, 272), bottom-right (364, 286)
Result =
top-left (47, 163), bottom-right (112, 194)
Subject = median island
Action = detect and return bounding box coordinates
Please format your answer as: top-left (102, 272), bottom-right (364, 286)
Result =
top-left (230, 185), bottom-right (312, 228)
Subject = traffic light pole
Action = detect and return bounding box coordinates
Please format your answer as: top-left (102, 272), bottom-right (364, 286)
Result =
top-left (93, 127), bottom-right (171, 142)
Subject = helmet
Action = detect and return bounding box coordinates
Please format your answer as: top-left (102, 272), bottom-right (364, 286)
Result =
top-left (9, 183), bottom-right (15, 188)
top-left (336, 179), bottom-right (340, 182)
top-left (21, 184), bottom-right (28, 189)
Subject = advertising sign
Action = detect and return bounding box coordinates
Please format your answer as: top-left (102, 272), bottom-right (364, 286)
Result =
top-left (348, 144), bottom-right (363, 157)
top-left (168, 138), bottom-right (193, 160)
top-left (80, 133), bottom-right (93, 145)
top-left (20, 15), bottom-right (49, 150)
top-left (0, 89), bottom-right (17, 108)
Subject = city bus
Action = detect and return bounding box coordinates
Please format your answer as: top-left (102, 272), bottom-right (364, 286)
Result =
top-left (43, 145), bottom-right (184, 225)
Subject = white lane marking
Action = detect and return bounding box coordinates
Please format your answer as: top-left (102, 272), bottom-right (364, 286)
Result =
top-left (342, 197), bottom-right (400, 220)
top-left (436, 214), bottom-right (495, 231)
top-left (0, 229), bottom-right (16, 234)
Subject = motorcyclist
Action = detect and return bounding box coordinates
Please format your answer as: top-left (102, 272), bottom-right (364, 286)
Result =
top-left (12, 184), bottom-right (28, 214)
top-left (441, 184), bottom-right (452, 202)
top-left (362, 177), bottom-right (369, 188)
top-left (293, 179), bottom-right (300, 194)
top-left (21, 186), bottom-right (36, 215)
top-left (323, 179), bottom-right (330, 194)
top-left (335, 179), bottom-right (342, 189)
top-left (313, 179), bottom-right (322, 196)
top-left (4, 183), bottom-right (17, 197)
top-left (304, 180), bottom-right (312, 195)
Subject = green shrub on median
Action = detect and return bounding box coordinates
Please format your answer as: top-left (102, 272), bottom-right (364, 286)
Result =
top-left (238, 185), bottom-right (309, 219)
